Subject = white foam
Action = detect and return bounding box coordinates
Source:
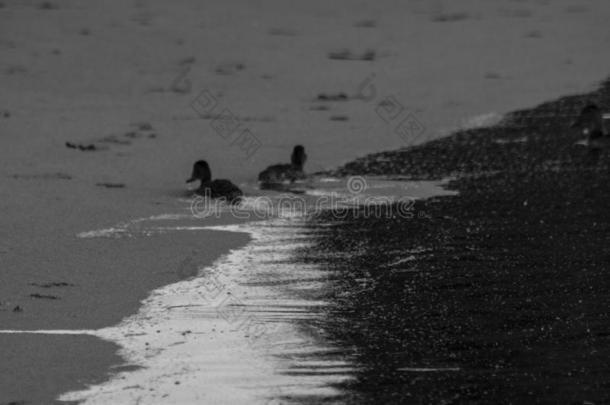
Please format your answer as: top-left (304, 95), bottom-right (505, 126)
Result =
top-left (438, 111), bottom-right (505, 136)
top-left (460, 112), bottom-right (503, 129)
top-left (58, 219), bottom-right (351, 404)
top-left (317, 177), bottom-right (341, 183)
top-left (397, 367), bottom-right (460, 372)
top-left (77, 227), bottom-right (128, 239)
top-left (0, 330), bottom-right (97, 335)
top-left (77, 213), bottom-right (199, 239)
top-left (494, 136), bottom-right (528, 144)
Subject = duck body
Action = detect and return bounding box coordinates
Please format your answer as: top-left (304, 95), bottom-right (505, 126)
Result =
top-left (258, 163), bottom-right (305, 184)
top-left (187, 160), bottom-right (242, 203)
top-left (258, 145), bottom-right (307, 187)
top-left (571, 104), bottom-right (610, 149)
top-left (197, 179), bottom-right (243, 202)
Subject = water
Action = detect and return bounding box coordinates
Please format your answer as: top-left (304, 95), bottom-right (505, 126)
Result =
top-left (1, 177), bottom-right (457, 403)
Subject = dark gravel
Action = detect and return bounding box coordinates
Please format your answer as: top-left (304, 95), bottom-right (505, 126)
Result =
top-left (288, 78), bottom-right (610, 404)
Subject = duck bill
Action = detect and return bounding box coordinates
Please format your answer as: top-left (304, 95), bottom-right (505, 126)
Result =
top-left (186, 177), bottom-right (196, 183)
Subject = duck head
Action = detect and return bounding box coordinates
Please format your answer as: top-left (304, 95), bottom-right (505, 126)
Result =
top-left (186, 160), bottom-right (212, 185)
top-left (571, 104), bottom-right (604, 137)
top-left (291, 145), bottom-right (307, 170)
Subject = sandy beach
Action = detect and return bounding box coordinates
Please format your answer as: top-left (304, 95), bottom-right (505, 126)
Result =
top-left (1, 0), bottom-right (610, 403)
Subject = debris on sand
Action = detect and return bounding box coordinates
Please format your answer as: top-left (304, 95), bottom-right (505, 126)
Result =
top-left (99, 135), bottom-right (131, 145)
top-left (485, 71), bottom-right (503, 80)
top-left (30, 282), bottom-right (75, 288)
top-left (11, 172), bottom-right (72, 180)
top-left (65, 142), bottom-right (97, 151)
top-left (98, 123), bottom-right (156, 147)
top-left (317, 92), bottom-right (348, 102)
top-left (30, 293), bottom-right (60, 300)
top-left (132, 122), bottom-right (153, 131)
top-left (431, 12), bottom-right (471, 22)
top-left (328, 49), bottom-right (376, 61)
top-left (96, 182), bottom-right (126, 188)
top-left (214, 62), bottom-right (245, 75)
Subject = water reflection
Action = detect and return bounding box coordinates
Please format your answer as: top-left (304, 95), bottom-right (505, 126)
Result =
top-left (59, 177), bottom-right (456, 403)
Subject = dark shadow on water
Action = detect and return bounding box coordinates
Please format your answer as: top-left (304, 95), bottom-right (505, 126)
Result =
top-left (259, 182), bottom-right (308, 194)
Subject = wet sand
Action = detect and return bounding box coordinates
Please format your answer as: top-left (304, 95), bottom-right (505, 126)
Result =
top-left (291, 79), bottom-right (610, 403)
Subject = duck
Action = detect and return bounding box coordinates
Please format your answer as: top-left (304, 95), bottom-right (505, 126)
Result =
top-left (186, 160), bottom-right (243, 203)
top-left (258, 145), bottom-right (307, 186)
top-left (571, 103), bottom-right (610, 148)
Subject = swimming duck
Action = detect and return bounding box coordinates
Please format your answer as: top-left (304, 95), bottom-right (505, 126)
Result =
top-left (571, 103), bottom-right (610, 148)
top-left (258, 145), bottom-right (307, 185)
top-left (186, 160), bottom-right (243, 203)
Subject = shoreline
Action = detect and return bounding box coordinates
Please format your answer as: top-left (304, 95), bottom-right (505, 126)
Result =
top-left (58, 76), bottom-right (610, 402)
top-left (330, 77), bottom-right (610, 179)
top-left (57, 219), bottom-right (332, 403)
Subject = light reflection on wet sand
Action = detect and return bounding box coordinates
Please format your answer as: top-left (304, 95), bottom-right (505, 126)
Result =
top-left (55, 218), bottom-right (354, 404)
